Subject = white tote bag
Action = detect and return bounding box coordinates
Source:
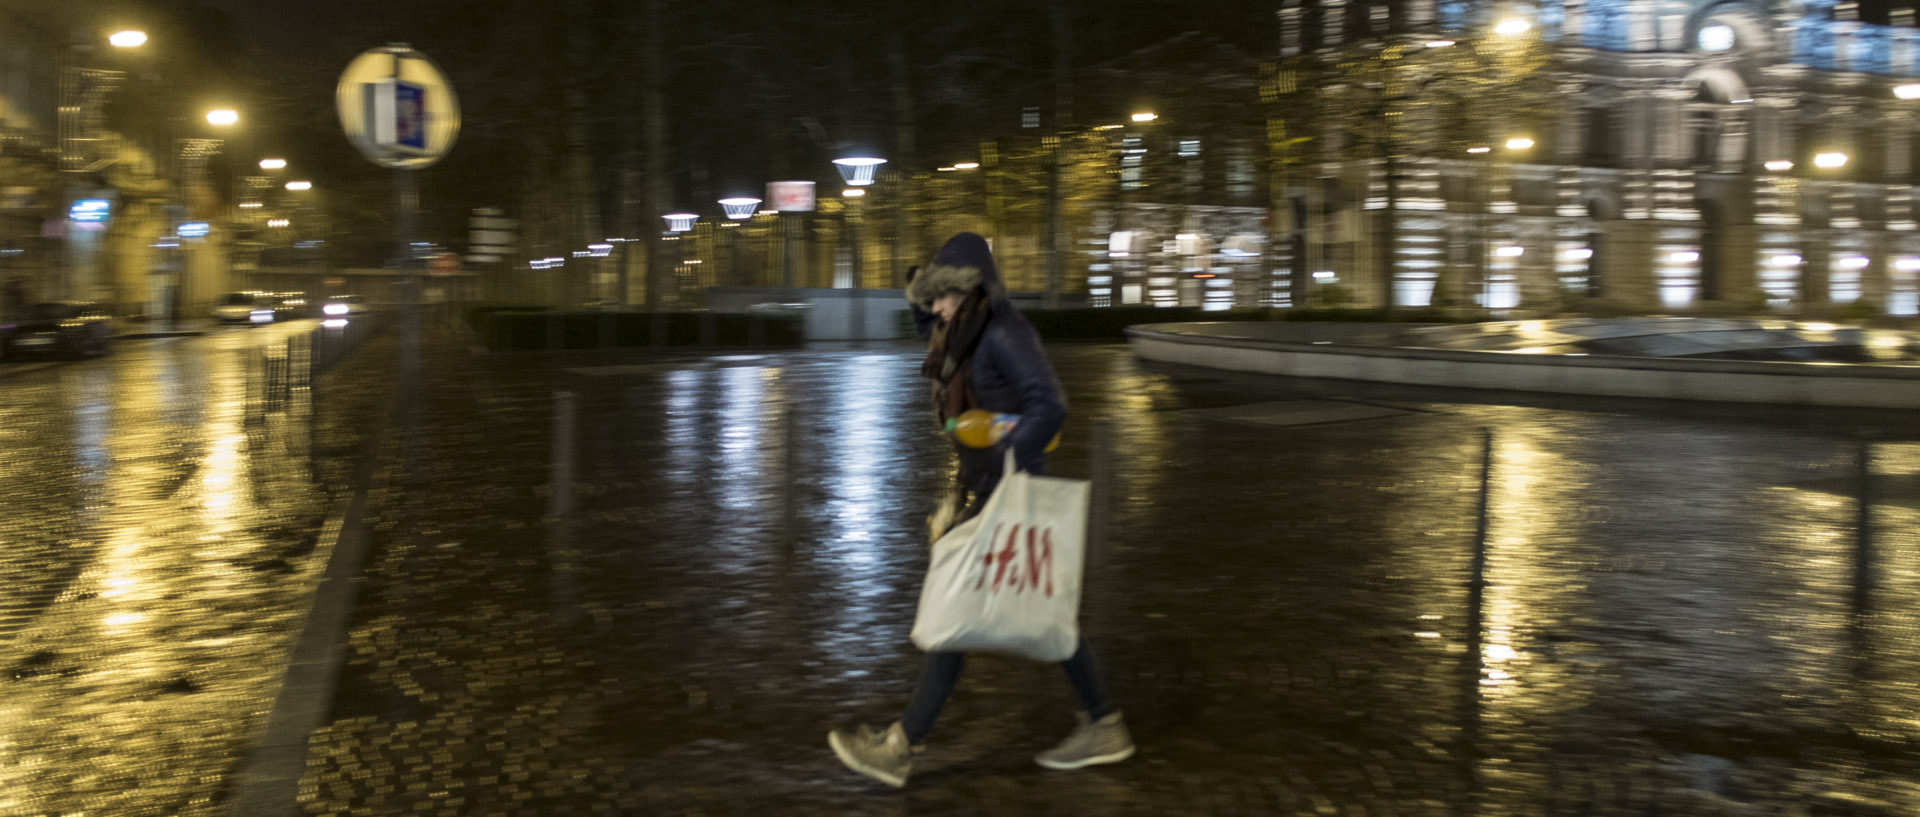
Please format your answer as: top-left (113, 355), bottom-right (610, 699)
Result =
top-left (910, 452), bottom-right (1089, 662)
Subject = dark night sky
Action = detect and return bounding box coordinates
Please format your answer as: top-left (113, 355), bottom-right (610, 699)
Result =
top-left (179, 0), bottom-right (1278, 252)
top-left (187, 0), bottom-right (1914, 254)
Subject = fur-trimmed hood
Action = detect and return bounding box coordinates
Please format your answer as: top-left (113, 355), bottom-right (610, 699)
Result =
top-left (905, 232), bottom-right (1006, 309)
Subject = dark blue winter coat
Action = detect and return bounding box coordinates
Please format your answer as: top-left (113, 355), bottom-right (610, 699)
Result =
top-left (908, 234), bottom-right (1066, 498)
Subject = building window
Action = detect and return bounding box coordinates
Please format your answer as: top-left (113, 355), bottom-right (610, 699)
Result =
top-left (1584, 106), bottom-right (1619, 166)
top-left (1122, 134), bottom-right (1145, 191)
top-left (1689, 108), bottom-right (1720, 168)
top-left (1910, 133), bottom-right (1920, 185)
top-left (1226, 145), bottom-right (1256, 202)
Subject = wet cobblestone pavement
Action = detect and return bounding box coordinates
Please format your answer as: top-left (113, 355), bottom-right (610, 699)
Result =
top-left (7, 316), bottom-right (1920, 815)
top-left (0, 322), bottom-right (391, 817)
top-left (289, 320), bottom-right (1920, 815)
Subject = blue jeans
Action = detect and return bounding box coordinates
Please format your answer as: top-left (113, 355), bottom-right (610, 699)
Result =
top-left (900, 638), bottom-right (1116, 746)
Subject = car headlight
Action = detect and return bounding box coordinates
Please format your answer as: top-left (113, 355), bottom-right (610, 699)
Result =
top-left (323, 303), bottom-right (349, 316)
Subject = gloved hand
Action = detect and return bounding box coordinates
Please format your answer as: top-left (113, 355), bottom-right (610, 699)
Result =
top-left (926, 490), bottom-right (960, 545)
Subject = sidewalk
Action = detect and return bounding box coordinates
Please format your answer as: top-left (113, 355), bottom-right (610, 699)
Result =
top-left (113, 316), bottom-right (215, 339)
top-left (288, 318), bottom-right (1920, 815)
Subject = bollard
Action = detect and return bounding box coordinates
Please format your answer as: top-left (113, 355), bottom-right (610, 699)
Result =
top-left (283, 338), bottom-right (296, 406)
top-left (782, 397), bottom-right (799, 550)
top-left (1460, 427), bottom-right (1494, 751)
top-left (550, 390), bottom-right (577, 518)
top-left (1854, 437), bottom-right (1875, 617)
top-left (262, 350), bottom-right (279, 412)
top-left (546, 389), bottom-right (584, 628)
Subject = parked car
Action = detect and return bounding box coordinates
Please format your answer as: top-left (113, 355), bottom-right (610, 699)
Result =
top-left (214, 289), bottom-right (284, 324)
top-left (321, 294), bottom-right (370, 318)
top-left (268, 292), bottom-right (314, 320)
top-left (213, 292), bottom-right (274, 324)
top-left (5, 302), bottom-right (111, 358)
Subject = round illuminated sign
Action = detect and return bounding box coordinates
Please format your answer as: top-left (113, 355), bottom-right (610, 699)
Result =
top-left (336, 45), bottom-right (460, 169)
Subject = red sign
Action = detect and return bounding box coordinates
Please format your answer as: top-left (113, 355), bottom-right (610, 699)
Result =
top-left (767, 181), bottom-right (816, 213)
top-left (428, 252), bottom-right (460, 276)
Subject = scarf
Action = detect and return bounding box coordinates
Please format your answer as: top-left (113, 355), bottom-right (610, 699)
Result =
top-left (921, 290), bottom-right (990, 423)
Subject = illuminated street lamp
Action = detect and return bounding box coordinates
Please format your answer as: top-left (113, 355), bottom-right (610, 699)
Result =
top-left (206, 108), bottom-right (238, 126)
top-left (832, 156), bottom-right (886, 186)
top-left (1130, 112), bottom-right (1158, 123)
top-left (259, 157), bottom-right (287, 170)
top-left (662, 213), bottom-right (697, 232)
top-left (109, 30), bottom-right (148, 48)
top-left (1895, 83), bottom-right (1920, 100)
top-left (1505, 137), bottom-right (1535, 151)
top-left (1494, 17), bottom-right (1531, 35)
top-left (1814, 151), bottom-right (1849, 169)
top-left (718, 197), bottom-right (761, 219)
top-left (285, 180), bottom-right (312, 191)
top-left (1765, 159), bottom-right (1794, 172)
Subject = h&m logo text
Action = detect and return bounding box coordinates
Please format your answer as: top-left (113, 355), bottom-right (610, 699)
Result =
top-left (971, 523), bottom-right (1055, 596)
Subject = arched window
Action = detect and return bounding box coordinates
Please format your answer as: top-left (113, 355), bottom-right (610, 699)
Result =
top-left (1683, 69), bottom-right (1751, 171)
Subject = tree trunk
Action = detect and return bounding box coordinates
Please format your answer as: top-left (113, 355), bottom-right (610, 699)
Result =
top-left (1381, 150), bottom-right (1398, 310)
top-left (887, 32), bottom-right (917, 287)
top-left (1044, 0), bottom-right (1073, 309)
top-left (641, 0), bottom-right (669, 307)
top-left (565, 0), bottom-right (599, 306)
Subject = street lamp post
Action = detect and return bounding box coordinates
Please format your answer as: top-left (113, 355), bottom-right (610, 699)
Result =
top-left (718, 197), bottom-right (760, 287)
top-left (168, 108), bottom-right (237, 324)
top-left (833, 157), bottom-right (886, 287)
top-left (1465, 137), bottom-right (1532, 309)
top-left (832, 157), bottom-right (885, 343)
top-left (1808, 150), bottom-right (1849, 310)
top-left (832, 157), bottom-right (884, 344)
top-left (55, 29), bottom-right (148, 304)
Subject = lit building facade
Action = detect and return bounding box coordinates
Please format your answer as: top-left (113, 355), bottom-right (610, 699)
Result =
top-left (1270, 0), bottom-right (1920, 316)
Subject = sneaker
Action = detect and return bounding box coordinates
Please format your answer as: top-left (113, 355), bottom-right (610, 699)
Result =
top-left (1035, 711), bottom-right (1135, 770)
top-left (829, 721), bottom-right (915, 788)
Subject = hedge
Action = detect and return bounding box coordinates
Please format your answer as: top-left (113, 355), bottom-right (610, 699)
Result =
top-left (477, 309), bottom-right (803, 352)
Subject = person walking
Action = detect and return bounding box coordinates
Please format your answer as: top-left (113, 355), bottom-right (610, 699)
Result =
top-left (827, 232), bottom-right (1133, 788)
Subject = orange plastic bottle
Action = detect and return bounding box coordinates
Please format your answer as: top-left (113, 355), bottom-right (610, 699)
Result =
top-left (944, 409), bottom-right (1060, 451)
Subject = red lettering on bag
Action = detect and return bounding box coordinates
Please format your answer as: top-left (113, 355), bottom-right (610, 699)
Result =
top-left (992, 524), bottom-right (1021, 590)
top-left (976, 524), bottom-right (1004, 590)
top-left (1026, 527), bottom-right (1053, 596)
top-left (971, 523), bottom-right (1055, 596)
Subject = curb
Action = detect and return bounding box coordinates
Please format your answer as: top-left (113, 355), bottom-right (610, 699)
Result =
top-left (221, 381), bottom-right (392, 817)
top-left (113, 331), bottom-right (209, 340)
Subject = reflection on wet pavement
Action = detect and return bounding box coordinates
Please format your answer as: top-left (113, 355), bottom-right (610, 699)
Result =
top-left (295, 326), bottom-right (1920, 815)
top-left (0, 322), bottom-right (388, 817)
top-left (6, 315), bottom-right (1920, 814)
